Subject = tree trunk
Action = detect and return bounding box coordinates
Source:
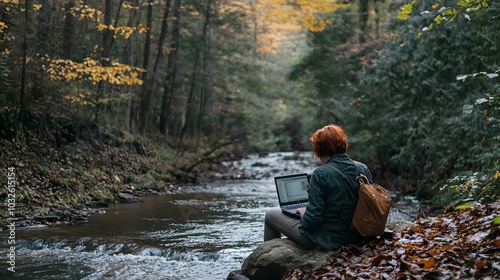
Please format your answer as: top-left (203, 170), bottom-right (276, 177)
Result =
top-left (180, 0), bottom-right (212, 141)
top-left (62, 0), bottom-right (75, 59)
top-left (358, 0), bottom-right (369, 44)
top-left (196, 0), bottom-right (213, 144)
top-left (35, 1), bottom-right (53, 57)
top-left (124, 0), bottom-right (142, 134)
top-left (137, 0), bottom-right (154, 135)
top-left (101, 0), bottom-right (113, 65)
top-left (180, 50), bottom-right (200, 140)
top-left (159, 0), bottom-right (182, 135)
top-left (250, 0), bottom-right (258, 55)
top-left (151, 0), bottom-right (172, 83)
top-left (94, 0), bottom-right (113, 123)
top-left (18, 0), bottom-right (29, 128)
top-left (141, 0), bottom-right (172, 131)
top-left (110, 0), bottom-right (124, 52)
top-left (374, 0), bottom-right (380, 38)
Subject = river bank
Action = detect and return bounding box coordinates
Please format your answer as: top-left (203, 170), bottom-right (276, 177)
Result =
top-left (283, 202), bottom-right (500, 279)
top-left (0, 126), bottom-right (240, 230)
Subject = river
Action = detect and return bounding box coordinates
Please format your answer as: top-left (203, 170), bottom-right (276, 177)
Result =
top-left (0, 152), bottom-right (418, 280)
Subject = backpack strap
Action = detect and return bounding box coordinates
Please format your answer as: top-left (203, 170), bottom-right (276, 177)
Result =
top-left (323, 164), bottom-right (358, 230)
top-left (324, 163), bottom-right (361, 200)
top-left (325, 164), bottom-right (347, 181)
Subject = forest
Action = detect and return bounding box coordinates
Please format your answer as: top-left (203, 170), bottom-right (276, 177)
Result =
top-left (0, 0), bottom-right (498, 212)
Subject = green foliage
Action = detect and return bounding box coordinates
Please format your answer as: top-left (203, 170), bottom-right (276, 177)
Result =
top-left (454, 202), bottom-right (476, 210)
top-left (397, 3), bottom-right (414, 20)
top-left (354, 0), bottom-right (499, 205)
top-left (289, 7), bottom-right (358, 93)
top-left (288, 6), bottom-right (367, 133)
top-left (398, 0), bottom-right (494, 37)
top-left (442, 170), bottom-right (500, 207)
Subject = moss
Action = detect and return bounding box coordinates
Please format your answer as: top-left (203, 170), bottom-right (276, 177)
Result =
top-left (145, 184), bottom-right (166, 191)
top-left (90, 189), bottom-right (115, 204)
top-left (145, 170), bottom-right (159, 180)
top-left (63, 210), bottom-right (73, 217)
top-left (53, 177), bottom-right (69, 188)
top-left (34, 162), bottom-right (48, 172)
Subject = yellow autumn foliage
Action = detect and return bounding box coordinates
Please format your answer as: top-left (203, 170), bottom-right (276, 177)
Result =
top-left (259, 0), bottom-right (344, 32)
top-left (97, 24), bottom-right (148, 39)
top-left (69, 0), bottom-right (103, 22)
top-left (218, 0), bottom-right (344, 54)
top-left (1, 0), bottom-right (18, 39)
top-left (0, 0), bottom-right (19, 4)
top-left (122, 2), bottom-right (139, 10)
top-left (494, 171), bottom-right (500, 180)
top-left (33, 3), bottom-right (42, 11)
top-left (44, 57), bottom-right (145, 86)
top-left (0, 20), bottom-right (13, 45)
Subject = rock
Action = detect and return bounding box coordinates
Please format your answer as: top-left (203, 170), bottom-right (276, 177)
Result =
top-left (18, 224), bottom-right (48, 230)
top-left (118, 192), bottom-right (140, 203)
top-left (226, 269), bottom-right (249, 280)
top-left (240, 238), bottom-right (331, 280)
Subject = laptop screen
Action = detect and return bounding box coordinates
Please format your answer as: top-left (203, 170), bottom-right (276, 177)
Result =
top-left (274, 173), bottom-right (309, 205)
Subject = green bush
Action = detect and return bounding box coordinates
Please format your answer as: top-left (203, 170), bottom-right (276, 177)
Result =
top-left (442, 170), bottom-right (500, 208)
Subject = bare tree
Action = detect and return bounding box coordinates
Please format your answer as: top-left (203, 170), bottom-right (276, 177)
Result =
top-left (18, 0), bottom-right (29, 128)
top-left (180, 0), bottom-right (212, 142)
top-left (138, 0), bottom-right (154, 135)
top-left (138, 0), bottom-right (172, 135)
top-left (358, 0), bottom-right (369, 44)
top-left (124, 0), bottom-right (142, 133)
top-left (94, 0), bottom-right (114, 123)
top-left (62, 0), bottom-right (75, 59)
top-left (159, 0), bottom-right (182, 135)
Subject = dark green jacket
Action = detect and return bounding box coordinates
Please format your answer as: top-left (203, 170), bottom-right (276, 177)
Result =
top-left (299, 153), bottom-right (372, 250)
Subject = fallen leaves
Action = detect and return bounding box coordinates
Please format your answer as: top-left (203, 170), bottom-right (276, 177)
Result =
top-left (285, 202), bottom-right (500, 279)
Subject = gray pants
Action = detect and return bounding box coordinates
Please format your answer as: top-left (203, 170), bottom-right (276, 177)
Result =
top-left (264, 208), bottom-right (317, 249)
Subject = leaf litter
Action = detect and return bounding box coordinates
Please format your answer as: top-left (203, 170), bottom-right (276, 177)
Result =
top-left (285, 202), bottom-right (500, 279)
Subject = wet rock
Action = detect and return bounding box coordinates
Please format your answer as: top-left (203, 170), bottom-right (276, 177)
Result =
top-left (18, 224), bottom-right (48, 230)
top-left (72, 214), bottom-right (87, 221)
top-left (226, 269), bottom-right (249, 280)
top-left (240, 238), bottom-right (331, 280)
top-left (118, 192), bottom-right (140, 203)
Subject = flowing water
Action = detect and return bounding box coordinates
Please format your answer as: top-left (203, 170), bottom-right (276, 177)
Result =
top-left (0, 152), bottom-right (418, 280)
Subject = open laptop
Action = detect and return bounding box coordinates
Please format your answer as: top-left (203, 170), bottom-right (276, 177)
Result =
top-left (274, 173), bottom-right (310, 218)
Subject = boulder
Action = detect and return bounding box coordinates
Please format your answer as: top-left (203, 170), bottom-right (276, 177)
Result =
top-left (226, 269), bottom-right (249, 280)
top-left (231, 224), bottom-right (415, 280)
top-left (117, 192), bottom-right (140, 203)
top-left (240, 238), bottom-right (331, 280)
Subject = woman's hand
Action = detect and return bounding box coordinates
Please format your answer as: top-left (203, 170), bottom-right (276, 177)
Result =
top-left (296, 207), bottom-right (306, 216)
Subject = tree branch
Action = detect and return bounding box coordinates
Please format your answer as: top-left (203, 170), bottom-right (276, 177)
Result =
top-left (305, 99), bottom-right (344, 125)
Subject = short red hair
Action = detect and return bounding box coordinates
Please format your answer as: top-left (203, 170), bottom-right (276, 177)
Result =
top-left (310, 124), bottom-right (348, 158)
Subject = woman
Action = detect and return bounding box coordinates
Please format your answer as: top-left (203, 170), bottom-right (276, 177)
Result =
top-left (264, 124), bottom-right (372, 250)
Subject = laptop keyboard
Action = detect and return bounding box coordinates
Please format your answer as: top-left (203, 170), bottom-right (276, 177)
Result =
top-left (282, 203), bottom-right (307, 210)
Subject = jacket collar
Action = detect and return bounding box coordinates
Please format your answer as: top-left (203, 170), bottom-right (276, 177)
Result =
top-left (325, 153), bottom-right (349, 164)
